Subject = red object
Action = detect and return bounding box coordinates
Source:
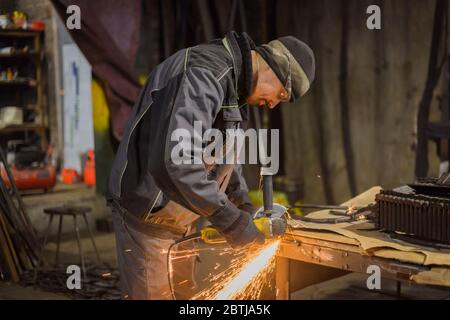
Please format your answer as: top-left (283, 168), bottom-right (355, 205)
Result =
top-left (1, 164), bottom-right (56, 191)
top-left (83, 149), bottom-right (96, 187)
top-left (61, 168), bottom-right (79, 185)
top-left (29, 21), bottom-right (45, 31)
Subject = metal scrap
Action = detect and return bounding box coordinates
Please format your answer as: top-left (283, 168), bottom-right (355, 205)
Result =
top-left (376, 189), bottom-right (450, 245)
top-left (288, 204), bottom-right (376, 225)
top-left (20, 264), bottom-right (122, 300)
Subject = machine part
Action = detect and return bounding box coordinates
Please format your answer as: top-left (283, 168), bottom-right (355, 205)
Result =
top-left (288, 204), bottom-right (351, 210)
top-left (253, 165), bottom-right (288, 236)
top-left (188, 213), bottom-right (288, 245)
top-left (288, 204), bottom-right (376, 224)
top-left (1, 163), bottom-right (56, 191)
top-left (254, 203), bottom-right (287, 220)
top-left (408, 174), bottom-right (450, 197)
top-left (261, 168), bottom-right (274, 215)
top-left (388, 232), bottom-right (450, 250)
top-left (376, 189), bottom-right (450, 245)
top-left (1, 142), bottom-right (56, 191)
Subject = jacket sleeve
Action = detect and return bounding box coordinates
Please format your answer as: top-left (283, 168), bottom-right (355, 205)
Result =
top-left (148, 67), bottom-right (261, 242)
top-left (226, 164), bottom-right (256, 215)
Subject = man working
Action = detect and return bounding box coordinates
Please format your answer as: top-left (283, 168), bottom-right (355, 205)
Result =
top-left (106, 31), bottom-right (315, 299)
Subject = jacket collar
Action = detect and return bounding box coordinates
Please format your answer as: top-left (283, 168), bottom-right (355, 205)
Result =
top-left (224, 31), bottom-right (254, 99)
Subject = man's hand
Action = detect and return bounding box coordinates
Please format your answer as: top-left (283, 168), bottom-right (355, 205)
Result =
top-left (220, 211), bottom-right (265, 248)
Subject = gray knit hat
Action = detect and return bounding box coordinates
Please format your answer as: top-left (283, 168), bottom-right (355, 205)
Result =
top-left (255, 36), bottom-right (315, 102)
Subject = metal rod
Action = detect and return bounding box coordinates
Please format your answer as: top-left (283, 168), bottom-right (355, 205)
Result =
top-left (289, 204), bottom-right (350, 210)
top-left (82, 213), bottom-right (101, 264)
top-left (263, 174), bottom-right (273, 214)
top-left (55, 215), bottom-right (63, 267)
top-left (73, 214), bottom-right (86, 279)
top-left (33, 214), bottom-right (54, 284)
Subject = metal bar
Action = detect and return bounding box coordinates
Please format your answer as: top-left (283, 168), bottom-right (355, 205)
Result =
top-left (262, 174), bottom-right (273, 214)
top-left (33, 214), bottom-right (54, 283)
top-left (289, 204), bottom-right (349, 210)
top-left (55, 215), bottom-right (63, 267)
top-left (0, 146), bottom-right (36, 239)
top-left (82, 213), bottom-right (101, 264)
top-left (415, 0), bottom-right (447, 177)
top-left (73, 214), bottom-right (86, 279)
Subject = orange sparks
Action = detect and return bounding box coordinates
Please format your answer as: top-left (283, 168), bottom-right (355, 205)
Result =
top-left (191, 240), bottom-right (280, 300)
top-left (214, 240), bottom-right (280, 300)
top-left (347, 204), bottom-right (356, 214)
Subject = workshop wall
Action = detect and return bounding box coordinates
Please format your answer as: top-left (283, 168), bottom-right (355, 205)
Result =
top-left (131, 0), bottom-right (448, 205)
top-left (277, 0), bottom-right (447, 204)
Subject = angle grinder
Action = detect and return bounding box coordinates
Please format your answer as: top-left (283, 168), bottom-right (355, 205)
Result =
top-left (176, 167), bottom-right (288, 245)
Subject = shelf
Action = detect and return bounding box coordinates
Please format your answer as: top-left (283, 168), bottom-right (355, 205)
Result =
top-left (0, 28), bottom-right (47, 148)
top-left (0, 29), bottom-right (43, 38)
top-left (0, 51), bottom-right (40, 59)
top-left (0, 123), bottom-right (45, 133)
top-left (0, 79), bottom-right (37, 87)
top-left (0, 104), bottom-right (38, 110)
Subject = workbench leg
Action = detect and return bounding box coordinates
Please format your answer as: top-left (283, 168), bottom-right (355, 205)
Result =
top-left (276, 256), bottom-right (290, 300)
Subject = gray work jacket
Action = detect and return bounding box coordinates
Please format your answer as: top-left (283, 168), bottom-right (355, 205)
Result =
top-left (106, 32), bottom-right (256, 237)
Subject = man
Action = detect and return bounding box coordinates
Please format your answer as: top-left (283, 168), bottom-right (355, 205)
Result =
top-left (107, 31), bottom-right (315, 299)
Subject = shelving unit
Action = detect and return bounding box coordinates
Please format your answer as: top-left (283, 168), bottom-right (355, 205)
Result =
top-left (0, 28), bottom-right (47, 149)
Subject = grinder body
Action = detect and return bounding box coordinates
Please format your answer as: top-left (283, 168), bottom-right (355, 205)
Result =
top-left (199, 168), bottom-right (287, 244)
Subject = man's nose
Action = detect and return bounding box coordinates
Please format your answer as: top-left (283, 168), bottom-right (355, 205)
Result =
top-left (270, 99), bottom-right (281, 109)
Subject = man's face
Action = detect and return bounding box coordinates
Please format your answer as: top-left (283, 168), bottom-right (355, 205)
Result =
top-left (246, 67), bottom-right (289, 109)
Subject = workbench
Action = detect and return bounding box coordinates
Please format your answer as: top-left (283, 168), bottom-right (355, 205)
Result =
top-left (275, 187), bottom-right (450, 299)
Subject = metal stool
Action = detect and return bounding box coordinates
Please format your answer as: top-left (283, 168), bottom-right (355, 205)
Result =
top-left (34, 205), bottom-right (101, 281)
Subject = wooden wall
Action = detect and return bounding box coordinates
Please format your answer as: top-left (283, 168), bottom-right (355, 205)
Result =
top-left (275, 0), bottom-right (448, 204)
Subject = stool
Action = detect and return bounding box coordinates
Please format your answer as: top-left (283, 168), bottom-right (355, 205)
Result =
top-left (34, 205), bottom-right (101, 281)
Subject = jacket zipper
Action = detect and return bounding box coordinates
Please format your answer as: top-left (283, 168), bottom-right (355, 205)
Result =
top-left (117, 88), bottom-right (161, 197)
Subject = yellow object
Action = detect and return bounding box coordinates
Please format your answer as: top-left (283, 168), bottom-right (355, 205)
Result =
top-left (248, 190), bottom-right (288, 207)
top-left (11, 11), bottom-right (27, 28)
top-left (200, 226), bottom-right (225, 244)
top-left (139, 74), bottom-right (148, 86)
top-left (253, 217), bottom-right (272, 238)
top-left (248, 190), bottom-right (302, 216)
top-left (200, 217), bottom-right (272, 244)
top-left (92, 79), bottom-right (110, 132)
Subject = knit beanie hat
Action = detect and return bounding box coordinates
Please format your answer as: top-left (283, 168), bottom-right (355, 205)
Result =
top-left (255, 36), bottom-right (315, 102)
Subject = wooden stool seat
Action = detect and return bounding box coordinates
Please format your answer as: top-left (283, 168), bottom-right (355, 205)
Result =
top-left (43, 206), bottom-right (92, 215)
